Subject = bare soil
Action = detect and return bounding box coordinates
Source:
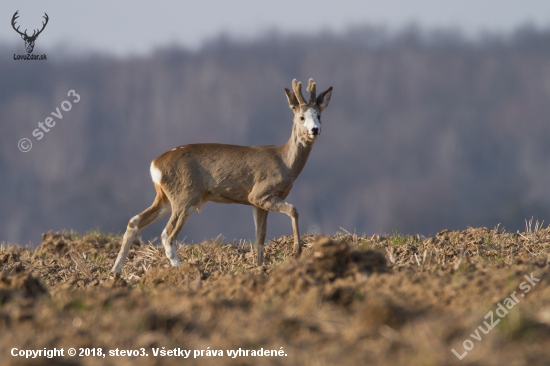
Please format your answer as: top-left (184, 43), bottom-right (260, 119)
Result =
top-left (1, 225), bottom-right (550, 365)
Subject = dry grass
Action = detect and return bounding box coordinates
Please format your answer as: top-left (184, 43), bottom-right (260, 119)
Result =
top-left (1, 223), bottom-right (550, 365)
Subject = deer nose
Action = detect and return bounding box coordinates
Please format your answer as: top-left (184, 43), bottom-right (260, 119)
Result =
top-left (311, 127), bottom-right (319, 135)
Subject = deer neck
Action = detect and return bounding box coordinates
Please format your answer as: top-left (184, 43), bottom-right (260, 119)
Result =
top-left (281, 123), bottom-right (315, 179)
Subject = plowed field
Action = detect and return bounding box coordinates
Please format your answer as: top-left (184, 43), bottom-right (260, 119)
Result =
top-left (2, 224), bottom-right (550, 365)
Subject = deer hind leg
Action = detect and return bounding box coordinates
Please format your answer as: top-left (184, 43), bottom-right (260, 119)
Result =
top-left (161, 201), bottom-right (198, 267)
top-left (252, 196), bottom-right (302, 259)
top-left (253, 207), bottom-right (268, 266)
top-left (111, 184), bottom-right (171, 272)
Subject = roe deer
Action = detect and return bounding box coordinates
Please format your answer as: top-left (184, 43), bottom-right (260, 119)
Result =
top-left (111, 78), bottom-right (332, 272)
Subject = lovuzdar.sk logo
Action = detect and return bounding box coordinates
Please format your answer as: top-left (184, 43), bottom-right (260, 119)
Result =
top-left (12, 10), bottom-right (48, 60)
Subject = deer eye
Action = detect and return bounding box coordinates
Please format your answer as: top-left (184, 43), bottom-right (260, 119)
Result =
top-left (300, 116), bottom-right (305, 121)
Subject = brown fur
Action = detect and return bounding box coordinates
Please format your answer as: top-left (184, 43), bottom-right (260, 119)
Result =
top-left (111, 79), bottom-right (332, 272)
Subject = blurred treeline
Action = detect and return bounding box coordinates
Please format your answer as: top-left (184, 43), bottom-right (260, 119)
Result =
top-left (2, 26), bottom-right (550, 246)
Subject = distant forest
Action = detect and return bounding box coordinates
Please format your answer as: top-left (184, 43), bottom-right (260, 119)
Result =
top-left (2, 26), bottom-right (550, 246)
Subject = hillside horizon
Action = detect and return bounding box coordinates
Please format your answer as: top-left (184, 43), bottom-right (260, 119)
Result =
top-left (3, 26), bottom-right (550, 247)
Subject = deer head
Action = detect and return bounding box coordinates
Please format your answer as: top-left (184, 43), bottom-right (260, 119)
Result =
top-left (284, 78), bottom-right (333, 142)
top-left (12, 11), bottom-right (49, 54)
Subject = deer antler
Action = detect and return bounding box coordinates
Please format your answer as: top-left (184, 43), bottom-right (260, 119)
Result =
top-left (292, 79), bottom-right (318, 107)
top-left (11, 11), bottom-right (26, 37)
top-left (11, 11), bottom-right (49, 40)
top-left (32, 13), bottom-right (49, 39)
top-left (292, 79), bottom-right (307, 106)
top-left (307, 78), bottom-right (316, 105)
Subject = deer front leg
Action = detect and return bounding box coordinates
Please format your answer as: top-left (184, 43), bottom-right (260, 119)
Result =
top-left (161, 209), bottom-right (192, 267)
top-left (252, 207), bottom-right (268, 265)
top-left (252, 196), bottom-right (302, 258)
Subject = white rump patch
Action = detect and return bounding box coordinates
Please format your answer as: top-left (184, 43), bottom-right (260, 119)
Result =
top-left (150, 162), bottom-right (162, 185)
top-left (303, 108), bottom-right (320, 136)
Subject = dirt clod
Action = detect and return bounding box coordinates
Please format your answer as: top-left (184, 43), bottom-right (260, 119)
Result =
top-left (37, 231), bottom-right (74, 255)
top-left (141, 263), bottom-right (204, 287)
top-left (0, 271), bottom-right (48, 297)
top-left (107, 272), bottom-right (128, 288)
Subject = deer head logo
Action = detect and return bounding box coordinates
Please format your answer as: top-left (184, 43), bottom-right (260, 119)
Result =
top-left (12, 11), bottom-right (49, 54)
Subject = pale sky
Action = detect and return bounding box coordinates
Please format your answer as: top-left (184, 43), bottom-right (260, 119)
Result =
top-left (1, 0), bottom-right (550, 57)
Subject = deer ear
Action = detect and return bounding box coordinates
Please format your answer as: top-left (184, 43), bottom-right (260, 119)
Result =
top-left (316, 86), bottom-right (332, 112)
top-left (284, 88), bottom-right (299, 110)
